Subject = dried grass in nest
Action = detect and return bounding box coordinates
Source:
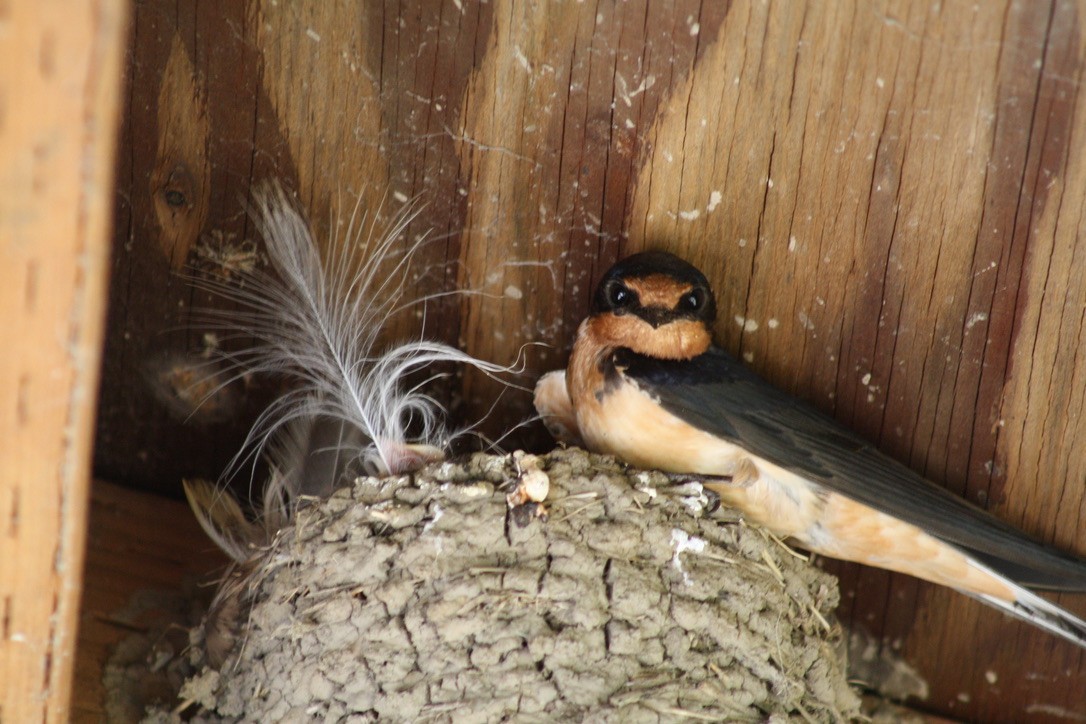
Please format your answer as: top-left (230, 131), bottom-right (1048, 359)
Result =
top-left (153, 448), bottom-right (860, 723)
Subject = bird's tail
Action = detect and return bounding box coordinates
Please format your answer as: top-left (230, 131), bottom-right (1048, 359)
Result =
top-left (964, 559), bottom-right (1086, 649)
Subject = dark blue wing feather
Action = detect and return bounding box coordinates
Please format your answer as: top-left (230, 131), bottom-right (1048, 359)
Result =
top-left (616, 346), bottom-right (1086, 592)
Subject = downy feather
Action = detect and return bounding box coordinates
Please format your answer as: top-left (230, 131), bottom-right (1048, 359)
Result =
top-left (188, 181), bottom-right (513, 553)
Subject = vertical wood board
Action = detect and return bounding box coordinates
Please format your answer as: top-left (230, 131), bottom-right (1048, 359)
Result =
top-left (96, 2), bottom-right (1086, 718)
top-left (0, 0), bottom-right (129, 720)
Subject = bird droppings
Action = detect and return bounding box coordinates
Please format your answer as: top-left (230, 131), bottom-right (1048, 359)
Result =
top-left (965, 312), bottom-right (989, 330)
top-left (707, 190), bottom-right (723, 212)
top-left (734, 315), bottom-right (759, 333)
top-left (141, 449), bottom-right (859, 722)
top-left (669, 528), bottom-right (707, 585)
top-left (1024, 703), bottom-right (1086, 721)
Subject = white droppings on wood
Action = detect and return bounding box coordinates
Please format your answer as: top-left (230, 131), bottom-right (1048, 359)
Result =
top-left (734, 315), bottom-right (759, 332)
top-left (615, 73), bottom-right (656, 107)
top-left (514, 46), bottom-right (532, 73)
top-left (707, 190), bottom-right (723, 213)
top-left (965, 312), bottom-right (988, 330)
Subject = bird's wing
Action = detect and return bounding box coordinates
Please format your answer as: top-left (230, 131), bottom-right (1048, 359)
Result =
top-left (616, 346), bottom-right (1086, 592)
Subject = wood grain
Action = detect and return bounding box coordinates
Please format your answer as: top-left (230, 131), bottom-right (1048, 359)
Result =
top-left (96, 1), bottom-right (1086, 718)
top-left (628, 2), bottom-right (1086, 718)
top-left (97, 1), bottom-right (280, 493)
top-left (0, 0), bottom-right (128, 720)
top-left (455, 1), bottom-right (728, 437)
top-left (70, 481), bottom-right (227, 723)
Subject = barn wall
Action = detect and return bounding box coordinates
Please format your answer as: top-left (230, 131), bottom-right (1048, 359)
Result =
top-left (96, 1), bottom-right (1086, 719)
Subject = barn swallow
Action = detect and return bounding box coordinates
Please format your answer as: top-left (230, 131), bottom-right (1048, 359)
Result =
top-left (535, 251), bottom-right (1086, 647)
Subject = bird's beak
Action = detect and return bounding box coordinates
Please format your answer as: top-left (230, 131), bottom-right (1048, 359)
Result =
top-left (638, 307), bottom-right (674, 329)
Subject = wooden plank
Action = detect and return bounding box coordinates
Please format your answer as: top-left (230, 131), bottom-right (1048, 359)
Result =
top-left (96, 1), bottom-right (728, 491)
top-left (0, 0), bottom-right (129, 721)
top-left (96, 1), bottom-right (286, 495)
top-left (70, 481), bottom-right (227, 723)
top-left (96, 1), bottom-right (1086, 718)
top-left (626, 2), bottom-right (1086, 719)
top-left (454, 0), bottom-right (729, 439)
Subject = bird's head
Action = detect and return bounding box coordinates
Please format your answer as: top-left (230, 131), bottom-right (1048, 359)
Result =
top-left (587, 251), bottom-right (716, 360)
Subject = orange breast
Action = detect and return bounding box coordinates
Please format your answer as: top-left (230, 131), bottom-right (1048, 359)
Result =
top-left (567, 329), bottom-right (824, 539)
top-left (563, 327), bottom-right (1016, 602)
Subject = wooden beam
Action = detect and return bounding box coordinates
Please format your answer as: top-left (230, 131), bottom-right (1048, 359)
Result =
top-left (97, 1), bottom-right (1086, 718)
top-left (0, 0), bottom-right (129, 721)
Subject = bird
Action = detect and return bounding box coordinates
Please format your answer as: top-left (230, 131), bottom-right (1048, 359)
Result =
top-left (534, 250), bottom-right (1086, 648)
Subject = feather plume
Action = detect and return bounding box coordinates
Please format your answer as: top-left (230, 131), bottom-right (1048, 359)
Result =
top-left (183, 182), bottom-right (520, 666)
top-left (187, 181), bottom-right (513, 550)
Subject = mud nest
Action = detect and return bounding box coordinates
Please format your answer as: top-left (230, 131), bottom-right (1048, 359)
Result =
top-left (161, 448), bottom-right (860, 722)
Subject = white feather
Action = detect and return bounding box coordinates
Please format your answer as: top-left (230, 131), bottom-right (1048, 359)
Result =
top-left (189, 181), bottom-right (515, 540)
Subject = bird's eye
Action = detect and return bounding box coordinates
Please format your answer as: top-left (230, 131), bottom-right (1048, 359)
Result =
top-left (607, 281), bottom-right (633, 309)
top-left (680, 287), bottom-right (705, 313)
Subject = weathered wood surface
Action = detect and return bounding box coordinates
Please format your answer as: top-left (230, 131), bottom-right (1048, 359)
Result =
top-left (71, 481), bottom-right (227, 722)
top-left (97, 1), bottom-right (1086, 719)
top-left (0, 0), bottom-right (129, 721)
